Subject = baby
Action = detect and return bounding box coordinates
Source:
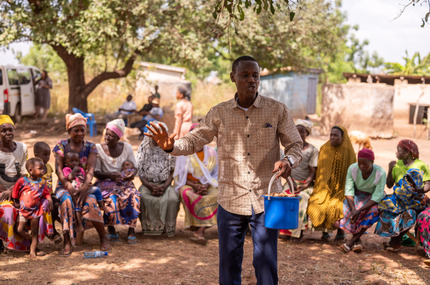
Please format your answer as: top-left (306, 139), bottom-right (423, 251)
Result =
top-left (121, 160), bottom-right (135, 183)
top-left (63, 151), bottom-right (105, 225)
top-left (12, 157), bottom-right (53, 259)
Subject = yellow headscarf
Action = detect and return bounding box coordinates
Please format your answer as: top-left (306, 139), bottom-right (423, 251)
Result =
top-left (307, 126), bottom-right (356, 230)
top-left (0, 115), bottom-right (14, 126)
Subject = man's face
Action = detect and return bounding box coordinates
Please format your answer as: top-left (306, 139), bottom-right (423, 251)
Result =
top-left (230, 61), bottom-right (260, 98)
top-left (127, 95), bottom-right (133, 102)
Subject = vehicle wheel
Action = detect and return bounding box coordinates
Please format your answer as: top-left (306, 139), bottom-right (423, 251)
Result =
top-left (13, 104), bottom-right (22, 123)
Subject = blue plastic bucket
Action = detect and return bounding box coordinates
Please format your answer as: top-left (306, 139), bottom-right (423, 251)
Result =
top-left (263, 174), bottom-right (300, 229)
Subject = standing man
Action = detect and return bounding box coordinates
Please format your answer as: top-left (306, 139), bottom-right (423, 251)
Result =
top-left (146, 56), bottom-right (302, 285)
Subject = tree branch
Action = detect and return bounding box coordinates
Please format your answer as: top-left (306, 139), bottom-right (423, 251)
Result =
top-left (82, 50), bottom-right (141, 97)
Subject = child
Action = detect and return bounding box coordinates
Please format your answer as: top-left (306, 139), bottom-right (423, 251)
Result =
top-left (34, 141), bottom-right (62, 244)
top-left (63, 151), bottom-right (105, 225)
top-left (121, 160), bottom-right (136, 183)
top-left (12, 157), bottom-right (53, 258)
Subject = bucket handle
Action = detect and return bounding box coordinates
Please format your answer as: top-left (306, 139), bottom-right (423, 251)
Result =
top-left (267, 172), bottom-right (294, 200)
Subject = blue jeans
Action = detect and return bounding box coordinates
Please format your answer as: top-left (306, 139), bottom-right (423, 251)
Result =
top-left (217, 205), bottom-right (278, 285)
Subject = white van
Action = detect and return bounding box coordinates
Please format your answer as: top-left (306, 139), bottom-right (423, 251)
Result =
top-left (0, 65), bottom-right (41, 122)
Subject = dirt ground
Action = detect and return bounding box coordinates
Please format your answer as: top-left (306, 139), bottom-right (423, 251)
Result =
top-left (1, 119), bottom-right (430, 285)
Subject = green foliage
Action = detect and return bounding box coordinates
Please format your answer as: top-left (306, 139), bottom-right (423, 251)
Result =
top-left (20, 45), bottom-right (66, 77)
top-left (212, 0), bottom-right (298, 21)
top-left (2, 0), bottom-right (383, 112)
top-left (385, 51), bottom-right (430, 75)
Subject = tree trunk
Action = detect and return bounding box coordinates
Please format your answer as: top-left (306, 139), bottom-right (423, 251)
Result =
top-left (51, 44), bottom-right (142, 113)
top-left (66, 57), bottom-right (88, 112)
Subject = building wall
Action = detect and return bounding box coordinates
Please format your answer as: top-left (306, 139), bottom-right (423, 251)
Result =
top-left (321, 83), bottom-right (394, 138)
top-left (259, 73), bottom-right (319, 117)
top-left (392, 81), bottom-right (430, 138)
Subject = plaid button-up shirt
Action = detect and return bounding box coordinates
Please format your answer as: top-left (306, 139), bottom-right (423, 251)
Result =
top-left (171, 94), bottom-right (302, 215)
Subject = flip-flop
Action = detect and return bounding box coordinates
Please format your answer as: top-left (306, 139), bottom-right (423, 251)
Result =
top-left (127, 236), bottom-right (137, 244)
top-left (53, 233), bottom-right (63, 244)
top-left (100, 243), bottom-right (112, 251)
top-left (36, 250), bottom-right (47, 256)
top-left (190, 235), bottom-right (207, 245)
top-left (352, 244), bottom-right (363, 253)
top-left (383, 241), bottom-right (400, 253)
top-left (424, 259), bottom-right (430, 267)
top-left (59, 248), bottom-right (72, 257)
top-left (340, 243), bottom-right (351, 253)
top-left (107, 234), bottom-right (120, 242)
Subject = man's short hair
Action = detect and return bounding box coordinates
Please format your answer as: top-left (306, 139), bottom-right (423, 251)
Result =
top-left (232, 56), bottom-right (258, 72)
top-left (26, 157), bottom-right (44, 171)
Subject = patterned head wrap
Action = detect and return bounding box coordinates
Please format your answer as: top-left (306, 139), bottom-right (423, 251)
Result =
top-left (106, 119), bottom-right (125, 139)
top-left (398, 139), bottom-right (419, 159)
top-left (358, 148), bottom-right (374, 161)
top-left (296, 119), bottom-right (312, 134)
top-left (0, 115), bottom-right (14, 126)
top-left (190, 123), bottom-right (198, 132)
top-left (307, 126), bottom-right (356, 229)
top-left (66, 113), bottom-right (87, 130)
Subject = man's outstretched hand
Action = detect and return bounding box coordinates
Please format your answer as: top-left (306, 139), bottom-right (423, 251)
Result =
top-left (144, 121), bottom-right (175, 150)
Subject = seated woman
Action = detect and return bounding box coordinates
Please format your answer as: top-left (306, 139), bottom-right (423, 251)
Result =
top-left (280, 119), bottom-right (318, 241)
top-left (378, 139), bottom-right (430, 257)
top-left (307, 126), bottom-right (356, 241)
top-left (418, 206), bottom-right (430, 266)
top-left (0, 115), bottom-right (53, 254)
top-left (339, 149), bottom-right (386, 253)
top-left (137, 122), bottom-right (179, 237)
top-left (375, 168), bottom-right (428, 252)
top-left (94, 119), bottom-right (140, 244)
top-left (53, 113), bottom-right (109, 256)
top-left (173, 124), bottom-right (218, 245)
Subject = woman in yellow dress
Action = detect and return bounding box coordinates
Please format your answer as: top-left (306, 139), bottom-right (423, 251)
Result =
top-left (307, 126), bottom-right (356, 241)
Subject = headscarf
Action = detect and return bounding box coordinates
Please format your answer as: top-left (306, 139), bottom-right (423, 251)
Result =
top-left (296, 119), bottom-right (312, 134)
top-left (106, 119), bottom-right (125, 139)
top-left (307, 126), bottom-right (356, 229)
top-left (398, 139), bottom-right (419, 159)
top-left (0, 115), bottom-right (14, 126)
top-left (66, 113), bottom-right (87, 130)
top-left (358, 148), bottom-right (374, 161)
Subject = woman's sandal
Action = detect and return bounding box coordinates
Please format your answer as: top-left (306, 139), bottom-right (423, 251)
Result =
top-left (190, 235), bottom-right (207, 245)
top-left (127, 236), bottom-right (137, 244)
top-left (35, 248), bottom-right (47, 256)
top-left (100, 243), bottom-right (112, 251)
top-left (59, 248), bottom-right (72, 257)
top-left (107, 234), bottom-right (120, 242)
top-left (340, 243), bottom-right (351, 253)
top-left (51, 233), bottom-right (63, 244)
top-left (352, 244), bottom-right (363, 253)
top-left (383, 241), bottom-right (400, 253)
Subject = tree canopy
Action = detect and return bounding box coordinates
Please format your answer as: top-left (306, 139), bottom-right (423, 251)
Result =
top-left (1, 0), bottom-right (372, 110)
